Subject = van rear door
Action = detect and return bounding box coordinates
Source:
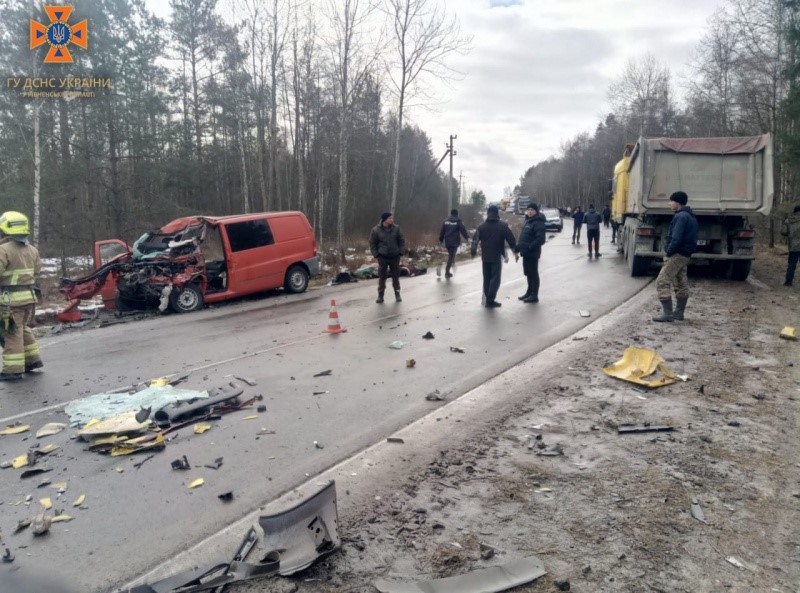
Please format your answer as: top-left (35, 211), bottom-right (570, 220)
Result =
top-left (222, 217), bottom-right (283, 294)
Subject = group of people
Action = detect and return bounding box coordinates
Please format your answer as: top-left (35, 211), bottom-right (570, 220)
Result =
top-left (571, 204), bottom-right (617, 250)
top-left (369, 191), bottom-right (705, 322)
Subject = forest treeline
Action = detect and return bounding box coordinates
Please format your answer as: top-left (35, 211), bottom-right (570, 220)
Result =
top-left (0, 0), bottom-right (469, 259)
top-left (518, 0), bottom-right (800, 246)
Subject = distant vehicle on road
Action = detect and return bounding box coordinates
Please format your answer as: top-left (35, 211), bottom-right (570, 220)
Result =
top-left (542, 208), bottom-right (563, 232)
top-left (514, 195), bottom-right (531, 215)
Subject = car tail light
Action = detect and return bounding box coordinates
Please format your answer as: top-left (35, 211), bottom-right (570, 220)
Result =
top-left (733, 230), bottom-right (754, 239)
top-left (636, 227), bottom-right (655, 237)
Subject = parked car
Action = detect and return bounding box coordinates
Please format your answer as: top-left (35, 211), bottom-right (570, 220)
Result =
top-left (542, 208), bottom-right (563, 232)
top-left (60, 211), bottom-right (320, 314)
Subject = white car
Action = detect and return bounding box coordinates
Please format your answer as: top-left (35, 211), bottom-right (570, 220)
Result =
top-left (542, 209), bottom-right (563, 232)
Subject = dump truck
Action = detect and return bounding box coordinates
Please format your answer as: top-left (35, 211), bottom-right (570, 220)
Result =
top-left (612, 134), bottom-right (773, 280)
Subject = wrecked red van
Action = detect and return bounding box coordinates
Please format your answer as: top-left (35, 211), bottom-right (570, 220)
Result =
top-left (60, 212), bottom-right (320, 314)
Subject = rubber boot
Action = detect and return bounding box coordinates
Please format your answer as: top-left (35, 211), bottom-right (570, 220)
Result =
top-left (523, 294), bottom-right (539, 303)
top-left (25, 360), bottom-right (43, 372)
top-left (376, 292), bottom-right (384, 304)
top-left (395, 290), bottom-right (402, 302)
top-left (673, 297), bottom-right (688, 321)
top-left (0, 372), bottom-right (23, 381)
top-left (652, 299), bottom-right (674, 322)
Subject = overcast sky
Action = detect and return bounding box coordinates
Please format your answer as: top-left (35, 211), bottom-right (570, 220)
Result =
top-left (145, 0), bottom-right (722, 202)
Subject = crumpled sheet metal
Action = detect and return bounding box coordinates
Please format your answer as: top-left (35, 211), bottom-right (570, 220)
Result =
top-left (374, 556), bottom-right (546, 593)
top-left (259, 480), bottom-right (340, 575)
top-left (603, 346), bottom-right (677, 388)
top-left (64, 385), bottom-right (209, 428)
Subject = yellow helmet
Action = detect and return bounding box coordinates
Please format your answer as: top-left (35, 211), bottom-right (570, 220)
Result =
top-left (0, 211), bottom-right (30, 237)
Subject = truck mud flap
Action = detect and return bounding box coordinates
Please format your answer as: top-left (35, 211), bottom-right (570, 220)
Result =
top-left (259, 479), bottom-right (340, 575)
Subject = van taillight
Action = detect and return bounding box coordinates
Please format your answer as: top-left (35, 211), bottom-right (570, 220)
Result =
top-left (636, 227), bottom-right (655, 236)
top-left (734, 230), bottom-right (754, 239)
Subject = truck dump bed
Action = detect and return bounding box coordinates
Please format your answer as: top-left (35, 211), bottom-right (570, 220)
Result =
top-left (626, 134), bottom-right (773, 216)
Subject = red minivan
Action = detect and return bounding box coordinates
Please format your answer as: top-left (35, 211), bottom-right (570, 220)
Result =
top-left (60, 212), bottom-right (320, 313)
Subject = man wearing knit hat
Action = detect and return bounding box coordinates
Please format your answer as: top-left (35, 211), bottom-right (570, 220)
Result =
top-left (653, 191), bottom-right (698, 322)
top-left (369, 211), bottom-right (406, 303)
top-left (438, 208), bottom-right (470, 278)
top-left (471, 204), bottom-right (517, 308)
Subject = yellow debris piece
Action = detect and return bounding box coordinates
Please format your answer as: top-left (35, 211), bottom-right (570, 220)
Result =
top-left (40, 497), bottom-right (52, 510)
top-left (73, 494), bottom-right (86, 507)
top-left (194, 423), bottom-right (212, 434)
top-left (84, 418), bottom-right (100, 429)
top-left (91, 435), bottom-right (129, 446)
top-left (110, 432), bottom-right (165, 456)
top-left (51, 482), bottom-right (68, 490)
top-left (188, 478), bottom-right (204, 489)
top-left (603, 346), bottom-right (678, 388)
top-left (150, 377), bottom-right (170, 386)
top-left (12, 454), bottom-right (29, 469)
top-left (780, 326), bottom-right (797, 340)
top-left (39, 443), bottom-right (60, 455)
top-left (242, 415), bottom-right (258, 421)
top-left (51, 514), bottom-right (73, 523)
top-left (0, 424), bottom-right (30, 436)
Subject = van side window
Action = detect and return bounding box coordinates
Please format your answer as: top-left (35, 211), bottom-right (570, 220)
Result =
top-left (226, 219), bottom-right (275, 252)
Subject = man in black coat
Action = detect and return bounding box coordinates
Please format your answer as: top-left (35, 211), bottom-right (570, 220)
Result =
top-left (471, 205), bottom-right (517, 308)
top-left (515, 203), bottom-right (546, 303)
top-left (584, 204), bottom-right (602, 258)
top-left (369, 212), bottom-right (406, 303)
top-left (438, 208), bottom-right (470, 278)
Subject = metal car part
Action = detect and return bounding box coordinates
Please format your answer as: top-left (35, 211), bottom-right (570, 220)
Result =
top-left (154, 385), bottom-right (243, 427)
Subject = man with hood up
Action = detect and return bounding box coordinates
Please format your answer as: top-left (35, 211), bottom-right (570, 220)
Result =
top-left (0, 211), bottom-right (43, 380)
top-left (471, 205), bottom-right (517, 308)
top-left (369, 211), bottom-right (406, 303)
top-left (781, 204), bottom-right (800, 286)
top-left (653, 191), bottom-right (698, 322)
top-left (438, 208), bottom-right (470, 278)
top-left (515, 203), bottom-right (546, 303)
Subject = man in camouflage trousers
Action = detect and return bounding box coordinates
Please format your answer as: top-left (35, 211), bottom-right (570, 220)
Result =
top-left (653, 192), bottom-right (698, 322)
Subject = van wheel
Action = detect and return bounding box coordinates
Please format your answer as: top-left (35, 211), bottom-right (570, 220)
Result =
top-left (285, 265), bottom-right (309, 293)
top-left (169, 284), bottom-right (204, 313)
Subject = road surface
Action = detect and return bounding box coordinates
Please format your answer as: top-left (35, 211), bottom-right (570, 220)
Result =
top-left (0, 227), bottom-right (648, 593)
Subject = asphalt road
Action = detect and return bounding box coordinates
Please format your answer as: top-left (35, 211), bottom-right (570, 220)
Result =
top-left (0, 225), bottom-right (649, 593)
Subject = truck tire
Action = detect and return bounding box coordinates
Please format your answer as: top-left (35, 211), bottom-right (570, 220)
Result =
top-left (729, 260), bottom-right (752, 281)
top-left (169, 284), bottom-right (204, 313)
top-left (284, 265), bottom-right (309, 293)
top-left (625, 233), bottom-right (650, 276)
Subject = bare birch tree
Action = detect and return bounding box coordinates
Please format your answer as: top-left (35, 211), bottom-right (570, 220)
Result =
top-left (385, 0), bottom-right (469, 212)
top-left (608, 53), bottom-right (674, 137)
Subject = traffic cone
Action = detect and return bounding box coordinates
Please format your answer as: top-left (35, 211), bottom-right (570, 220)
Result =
top-left (323, 299), bottom-right (347, 334)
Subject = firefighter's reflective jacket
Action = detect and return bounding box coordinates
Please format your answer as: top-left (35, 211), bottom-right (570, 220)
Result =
top-left (0, 237), bottom-right (42, 307)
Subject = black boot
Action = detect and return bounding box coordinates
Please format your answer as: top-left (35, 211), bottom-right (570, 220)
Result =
top-left (395, 290), bottom-right (402, 302)
top-left (652, 299), bottom-right (674, 322)
top-left (522, 295), bottom-right (539, 303)
top-left (0, 372), bottom-right (23, 381)
top-left (25, 360), bottom-right (44, 372)
top-left (673, 297), bottom-right (688, 321)
top-left (518, 291), bottom-right (531, 300)
top-left (376, 292), bottom-right (384, 304)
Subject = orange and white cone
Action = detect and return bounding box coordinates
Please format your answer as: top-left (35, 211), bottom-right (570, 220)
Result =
top-left (323, 299), bottom-right (347, 334)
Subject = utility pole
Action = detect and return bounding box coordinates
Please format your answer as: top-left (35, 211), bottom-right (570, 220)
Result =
top-left (458, 171), bottom-right (463, 205)
top-left (446, 134), bottom-right (457, 213)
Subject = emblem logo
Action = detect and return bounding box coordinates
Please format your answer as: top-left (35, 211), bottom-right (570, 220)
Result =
top-left (30, 6), bottom-right (88, 64)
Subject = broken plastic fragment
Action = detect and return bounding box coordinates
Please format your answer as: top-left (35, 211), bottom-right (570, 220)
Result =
top-left (579, 310), bottom-right (591, 317)
top-left (603, 346), bottom-right (677, 388)
top-left (690, 498), bottom-right (707, 523)
top-left (780, 326), bottom-right (797, 340)
top-left (313, 369), bottom-right (333, 377)
top-left (422, 331), bottom-right (435, 339)
top-left (38, 443), bottom-right (60, 455)
top-left (449, 346), bottom-right (465, 353)
top-left (35, 423), bottom-right (67, 438)
top-left (242, 415), bottom-right (258, 420)
top-left (20, 467), bottom-right (52, 479)
top-left (115, 467), bottom-right (124, 473)
top-left (73, 494), bottom-right (86, 507)
top-left (51, 481), bottom-right (68, 491)
top-left (11, 454), bottom-right (28, 469)
top-left (0, 424), bottom-right (30, 436)
top-left (388, 341), bottom-right (405, 349)
top-left (218, 491), bottom-right (234, 502)
top-left (149, 377), bottom-right (170, 387)
top-left (188, 478), bottom-right (204, 489)
top-left (110, 432), bottom-right (165, 456)
top-left (2, 548), bottom-right (13, 563)
top-left (51, 514), bottom-right (73, 523)
top-left (726, 556), bottom-right (746, 569)
top-left (40, 497), bottom-right (52, 510)
top-left (194, 423), bottom-right (212, 434)
top-left (171, 456), bottom-right (191, 471)
top-left (406, 359), bottom-right (416, 368)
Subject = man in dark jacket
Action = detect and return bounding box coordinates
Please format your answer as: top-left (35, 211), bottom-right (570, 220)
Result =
top-left (369, 212), bottom-right (406, 303)
top-left (471, 205), bottom-right (517, 308)
top-left (584, 204), bottom-right (602, 258)
top-left (571, 206), bottom-right (584, 244)
top-left (781, 204), bottom-right (800, 286)
top-left (515, 203), bottom-right (546, 303)
top-left (439, 208), bottom-right (470, 278)
top-left (602, 204), bottom-right (611, 228)
top-left (653, 191), bottom-right (699, 322)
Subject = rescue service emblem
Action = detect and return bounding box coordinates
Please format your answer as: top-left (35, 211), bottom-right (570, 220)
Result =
top-left (30, 6), bottom-right (88, 64)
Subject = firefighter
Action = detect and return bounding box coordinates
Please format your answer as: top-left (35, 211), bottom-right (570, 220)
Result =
top-left (0, 211), bottom-right (43, 381)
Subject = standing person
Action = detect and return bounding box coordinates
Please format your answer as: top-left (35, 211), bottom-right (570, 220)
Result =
top-left (515, 203), bottom-right (546, 303)
top-left (584, 204), bottom-right (602, 258)
top-left (0, 211), bottom-right (43, 381)
top-left (571, 206), bottom-right (584, 244)
top-left (781, 204), bottom-right (800, 286)
top-left (611, 219), bottom-right (619, 244)
top-left (471, 204), bottom-right (517, 308)
top-left (438, 208), bottom-right (470, 279)
top-left (369, 211), bottom-right (406, 303)
top-left (602, 204), bottom-right (611, 228)
top-left (653, 191), bottom-right (698, 322)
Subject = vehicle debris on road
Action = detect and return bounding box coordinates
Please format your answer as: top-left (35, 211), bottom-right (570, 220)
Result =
top-left (603, 346), bottom-right (678, 388)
